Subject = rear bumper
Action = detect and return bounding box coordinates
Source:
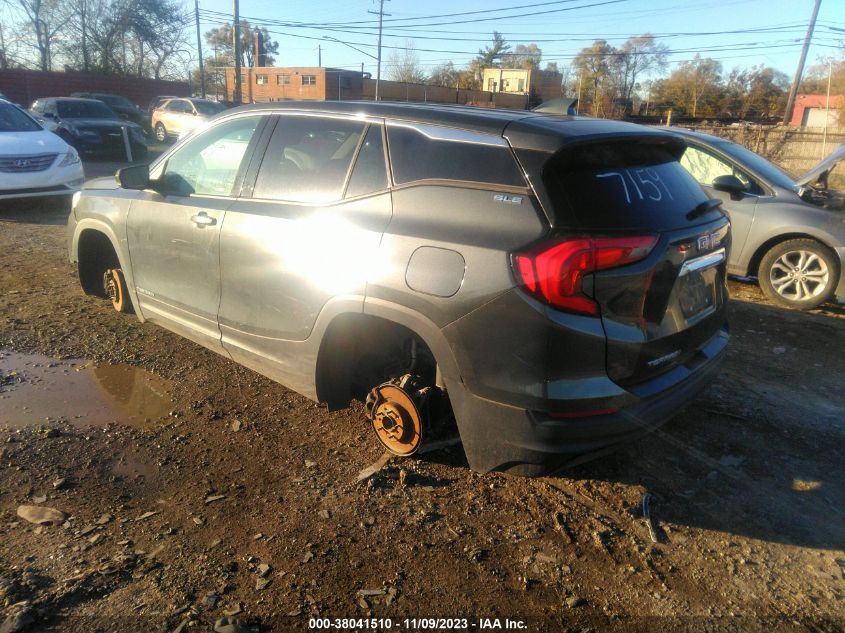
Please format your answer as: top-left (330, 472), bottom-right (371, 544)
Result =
top-left (451, 326), bottom-right (729, 476)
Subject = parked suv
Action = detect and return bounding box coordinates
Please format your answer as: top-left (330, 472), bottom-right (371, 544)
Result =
top-left (151, 97), bottom-right (226, 142)
top-left (67, 102), bottom-right (730, 475)
top-left (70, 92), bottom-right (151, 131)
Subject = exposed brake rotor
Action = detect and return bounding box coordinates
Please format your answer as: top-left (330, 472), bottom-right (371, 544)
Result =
top-left (365, 375), bottom-right (428, 456)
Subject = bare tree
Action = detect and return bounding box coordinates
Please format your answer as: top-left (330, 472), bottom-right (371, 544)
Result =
top-left (501, 43), bottom-right (542, 70)
top-left (13, 0), bottom-right (66, 70)
top-left (428, 61), bottom-right (460, 88)
top-left (386, 40), bottom-right (426, 84)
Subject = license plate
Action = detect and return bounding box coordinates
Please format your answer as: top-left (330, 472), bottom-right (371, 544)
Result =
top-left (678, 267), bottom-right (717, 321)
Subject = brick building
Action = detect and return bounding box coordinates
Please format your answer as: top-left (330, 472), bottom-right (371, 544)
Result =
top-left (224, 67), bottom-right (366, 103)
top-left (481, 68), bottom-right (563, 106)
top-left (789, 94), bottom-right (844, 127)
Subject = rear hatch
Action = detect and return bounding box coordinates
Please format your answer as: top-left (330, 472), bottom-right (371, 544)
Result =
top-left (540, 137), bottom-right (730, 387)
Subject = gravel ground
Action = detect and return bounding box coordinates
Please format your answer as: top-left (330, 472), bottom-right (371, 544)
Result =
top-left (0, 195), bottom-right (843, 632)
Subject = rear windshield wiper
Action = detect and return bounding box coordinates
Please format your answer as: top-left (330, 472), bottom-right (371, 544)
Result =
top-left (686, 198), bottom-right (723, 221)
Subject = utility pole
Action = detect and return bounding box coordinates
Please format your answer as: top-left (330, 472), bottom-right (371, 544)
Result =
top-left (318, 44), bottom-right (321, 67)
top-left (233, 0), bottom-right (242, 104)
top-left (195, 0), bottom-right (205, 98)
top-left (368, 0), bottom-right (390, 101)
top-left (783, 0), bottom-right (822, 125)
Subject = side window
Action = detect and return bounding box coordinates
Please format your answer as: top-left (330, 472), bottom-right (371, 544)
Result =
top-left (680, 146), bottom-right (760, 194)
top-left (345, 124), bottom-right (388, 198)
top-left (160, 116), bottom-right (260, 197)
top-left (253, 116), bottom-right (365, 203)
top-left (387, 125), bottom-right (525, 188)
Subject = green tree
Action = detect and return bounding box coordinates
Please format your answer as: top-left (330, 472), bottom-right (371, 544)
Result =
top-left (205, 20), bottom-right (278, 68)
top-left (653, 55), bottom-right (723, 117)
top-left (477, 31), bottom-right (510, 68)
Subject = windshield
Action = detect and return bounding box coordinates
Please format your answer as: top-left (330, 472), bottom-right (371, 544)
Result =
top-left (193, 100), bottom-right (226, 115)
top-left (0, 104), bottom-right (41, 132)
top-left (715, 140), bottom-right (798, 190)
top-left (98, 95), bottom-right (134, 108)
top-left (57, 100), bottom-right (117, 119)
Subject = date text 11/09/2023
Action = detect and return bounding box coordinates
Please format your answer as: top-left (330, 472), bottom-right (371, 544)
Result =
top-left (308, 618), bottom-right (528, 630)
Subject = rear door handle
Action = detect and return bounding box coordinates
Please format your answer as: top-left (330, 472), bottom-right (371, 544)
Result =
top-left (191, 212), bottom-right (216, 227)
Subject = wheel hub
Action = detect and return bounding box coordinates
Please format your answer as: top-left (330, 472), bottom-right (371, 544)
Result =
top-left (365, 378), bottom-right (426, 456)
top-left (103, 270), bottom-right (119, 303)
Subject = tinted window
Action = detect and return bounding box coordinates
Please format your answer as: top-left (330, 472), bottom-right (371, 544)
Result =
top-left (387, 125), bottom-right (525, 187)
top-left (161, 116), bottom-right (259, 197)
top-left (254, 116), bottom-right (365, 203)
top-left (0, 104), bottom-right (40, 132)
top-left (545, 142), bottom-right (711, 230)
top-left (57, 100), bottom-right (115, 119)
top-left (345, 124), bottom-right (388, 198)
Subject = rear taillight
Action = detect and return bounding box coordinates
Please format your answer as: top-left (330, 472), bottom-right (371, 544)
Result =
top-left (512, 235), bottom-right (657, 316)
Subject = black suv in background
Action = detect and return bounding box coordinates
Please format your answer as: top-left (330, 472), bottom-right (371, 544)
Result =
top-left (31, 97), bottom-right (147, 158)
top-left (68, 102), bottom-right (730, 475)
top-left (71, 92), bottom-right (151, 131)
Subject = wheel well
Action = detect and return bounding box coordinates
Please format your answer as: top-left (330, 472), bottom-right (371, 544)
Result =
top-left (315, 313), bottom-right (437, 410)
top-left (77, 230), bottom-right (120, 297)
top-left (746, 233), bottom-right (834, 278)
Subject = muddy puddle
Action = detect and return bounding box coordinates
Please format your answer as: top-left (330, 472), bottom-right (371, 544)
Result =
top-left (0, 350), bottom-right (174, 429)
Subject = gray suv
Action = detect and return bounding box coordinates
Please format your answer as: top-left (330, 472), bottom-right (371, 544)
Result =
top-left (67, 102), bottom-right (730, 476)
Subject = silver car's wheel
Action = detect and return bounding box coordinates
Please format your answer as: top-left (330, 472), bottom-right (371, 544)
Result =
top-left (155, 122), bottom-right (168, 143)
top-left (770, 250), bottom-right (828, 301)
top-left (759, 239), bottom-right (839, 310)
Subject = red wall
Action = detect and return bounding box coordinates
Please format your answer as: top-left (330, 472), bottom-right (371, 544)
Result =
top-left (789, 93), bottom-right (844, 126)
top-left (0, 69), bottom-right (190, 109)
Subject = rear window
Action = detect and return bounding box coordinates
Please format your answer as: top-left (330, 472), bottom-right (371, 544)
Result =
top-left (544, 142), bottom-right (711, 230)
top-left (387, 125), bottom-right (525, 188)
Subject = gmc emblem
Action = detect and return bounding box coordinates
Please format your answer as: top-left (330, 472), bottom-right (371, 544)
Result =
top-left (697, 232), bottom-right (721, 252)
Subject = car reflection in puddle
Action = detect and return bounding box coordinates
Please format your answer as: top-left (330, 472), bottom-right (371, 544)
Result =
top-left (0, 350), bottom-right (174, 429)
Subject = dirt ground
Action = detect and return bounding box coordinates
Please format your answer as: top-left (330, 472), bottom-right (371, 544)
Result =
top-left (0, 197), bottom-right (844, 633)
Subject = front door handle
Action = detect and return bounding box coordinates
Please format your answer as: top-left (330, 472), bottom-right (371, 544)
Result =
top-left (191, 212), bottom-right (216, 227)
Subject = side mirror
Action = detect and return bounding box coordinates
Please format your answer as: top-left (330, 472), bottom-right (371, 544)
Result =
top-left (43, 112), bottom-right (55, 119)
top-left (712, 174), bottom-right (747, 199)
top-left (116, 164), bottom-right (151, 190)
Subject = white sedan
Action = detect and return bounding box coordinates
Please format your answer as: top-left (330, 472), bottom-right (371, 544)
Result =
top-left (0, 99), bottom-right (84, 201)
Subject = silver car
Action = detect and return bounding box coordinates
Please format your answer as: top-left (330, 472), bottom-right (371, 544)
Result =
top-left (673, 128), bottom-right (845, 309)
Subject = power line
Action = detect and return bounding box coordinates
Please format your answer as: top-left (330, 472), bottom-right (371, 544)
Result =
top-left (199, 9), bottom-right (811, 42)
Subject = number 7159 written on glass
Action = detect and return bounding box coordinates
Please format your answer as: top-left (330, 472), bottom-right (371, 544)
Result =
top-left (596, 168), bottom-right (675, 204)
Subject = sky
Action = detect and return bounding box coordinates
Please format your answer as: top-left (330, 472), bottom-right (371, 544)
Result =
top-left (194, 0), bottom-right (845, 83)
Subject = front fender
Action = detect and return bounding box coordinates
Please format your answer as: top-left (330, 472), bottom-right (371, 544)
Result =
top-left (68, 215), bottom-right (145, 323)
